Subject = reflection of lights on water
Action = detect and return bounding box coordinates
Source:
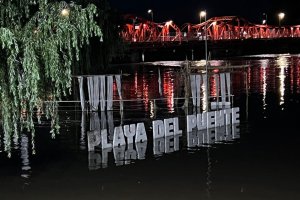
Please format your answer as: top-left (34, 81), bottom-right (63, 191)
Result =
top-left (150, 100), bottom-right (155, 119)
top-left (202, 74), bottom-right (208, 111)
top-left (297, 65), bottom-right (300, 93)
top-left (290, 59), bottom-right (300, 93)
top-left (192, 60), bottom-right (208, 67)
top-left (211, 76), bottom-right (217, 98)
top-left (244, 53), bottom-right (290, 58)
top-left (158, 68), bottom-right (162, 96)
top-left (163, 71), bottom-right (175, 112)
top-left (260, 59), bottom-right (269, 110)
top-left (133, 68), bottom-right (177, 112)
top-left (150, 61), bottom-right (183, 67)
top-left (262, 67), bottom-right (267, 109)
top-left (279, 67), bottom-right (285, 106)
top-left (290, 65), bottom-right (294, 92)
top-left (142, 75), bottom-right (149, 111)
top-left (247, 66), bottom-right (251, 91)
top-left (276, 55), bottom-right (289, 107)
top-left (149, 60), bottom-right (226, 68)
top-left (134, 72), bottom-right (138, 95)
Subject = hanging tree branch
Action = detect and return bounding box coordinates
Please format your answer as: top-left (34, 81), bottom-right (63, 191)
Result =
top-left (0, 0), bottom-right (102, 156)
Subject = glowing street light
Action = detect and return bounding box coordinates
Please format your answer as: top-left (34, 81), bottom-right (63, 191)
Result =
top-left (148, 9), bottom-right (153, 22)
top-left (199, 11), bottom-right (206, 24)
top-left (262, 13), bottom-right (267, 25)
top-left (200, 10), bottom-right (209, 111)
top-left (61, 8), bottom-right (70, 17)
top-left (278, 12), bottom-right (285, 26)
top-left (199, 10), bottom-right (208, 64)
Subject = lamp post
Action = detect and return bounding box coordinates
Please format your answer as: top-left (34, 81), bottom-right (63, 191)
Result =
top-left (200, 10), bottom-right (208, 67)
top-left (200, 11), bottom-right (206, 24)
top-left (262, 13), bottom-right (267, 25)
top-left (200, 10), bottom-right (209, 110)
top-left (148, 9), bottom-right (153, 22)
top-left (199, 11), bottom-right (207, 55)
top-left (278, 12), bottom-right (285, 26)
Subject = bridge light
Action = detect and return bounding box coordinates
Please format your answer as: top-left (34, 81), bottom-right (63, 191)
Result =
top-left (166, 20), bottom-right (173, 26)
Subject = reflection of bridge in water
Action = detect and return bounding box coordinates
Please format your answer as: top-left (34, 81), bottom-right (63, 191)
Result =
top-left (121, 16), bottom-right (300, 43)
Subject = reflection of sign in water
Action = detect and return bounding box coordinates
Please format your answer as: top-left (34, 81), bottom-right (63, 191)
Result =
top-left (88, 140), bottom-right (147, 169)
top-left (87, 107), bottom-right (240, 169)
top-left (187, 124), bottom-right (240, 148)
top-left (20, 134), bottom-right (31, 182)
top-left (153, 135), bottom-right (181, 155)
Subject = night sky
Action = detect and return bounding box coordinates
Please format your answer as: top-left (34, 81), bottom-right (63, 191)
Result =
top-left (109, 0), bottom-right (299, 26)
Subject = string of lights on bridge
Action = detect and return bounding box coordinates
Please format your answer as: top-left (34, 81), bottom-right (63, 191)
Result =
top-left (121, 10), bottom-right (300, 43)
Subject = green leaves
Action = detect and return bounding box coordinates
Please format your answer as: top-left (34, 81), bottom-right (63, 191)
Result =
top-left (0, 0), bottom-right (102, 155)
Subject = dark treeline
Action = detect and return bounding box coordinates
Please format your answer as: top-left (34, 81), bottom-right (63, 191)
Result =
top-left (71, 0), bottom-right (128, 75)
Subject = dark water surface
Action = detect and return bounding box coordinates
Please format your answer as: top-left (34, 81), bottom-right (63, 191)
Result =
top-left (1, 54), bottom-right (300, 200)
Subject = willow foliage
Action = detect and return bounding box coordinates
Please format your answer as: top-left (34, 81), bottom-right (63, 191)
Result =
top-left (0, 0), bottom-right (102, 155)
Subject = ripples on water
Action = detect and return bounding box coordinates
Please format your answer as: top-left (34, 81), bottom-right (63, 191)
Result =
top-left (1, 54), bottom-right (300, 199)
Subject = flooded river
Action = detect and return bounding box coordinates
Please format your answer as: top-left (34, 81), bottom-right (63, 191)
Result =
top-left (1, 54), bottom-right (300, 200)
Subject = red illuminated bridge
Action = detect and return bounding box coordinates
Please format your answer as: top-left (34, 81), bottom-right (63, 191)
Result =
top-left (121, 16), bottom-right (300, 43)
